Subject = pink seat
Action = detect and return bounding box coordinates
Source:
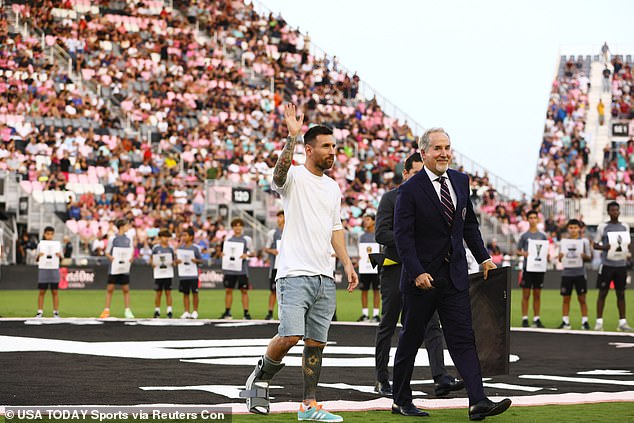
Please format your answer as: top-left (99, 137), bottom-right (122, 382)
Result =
top-left (31, 181), bottom-right (43, 192)
top-left (19, 180), bottom-right (32, 194)
top-left (96, 166), bottom-right (107, 178)
top-left (77, 220), bottom-right (88, 231)
top-left (89, 221), bottom-right (100, 236)
top-left (67, 173), bottom-right (79, 184)
top-left (65, 220), bottom-right (78, 233)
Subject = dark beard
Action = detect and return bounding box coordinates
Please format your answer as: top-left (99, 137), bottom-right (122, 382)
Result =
top-left (317, 157), bottom-right (335, 171)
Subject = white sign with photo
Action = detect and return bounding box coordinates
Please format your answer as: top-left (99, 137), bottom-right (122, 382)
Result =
top-left (177, 249), bottom-right (198, 278)
top-left (560, 239), bottom-right (584, 268)
top-left (38, 240), bottom-right (61, 270)
top-left (111, 247), bottom-right (133, 275)
top-left (358, 242), bottom-right (380, 274)
top-left (222, 241), bottom-right (244, 272)
top-left (606, 231), bottom-right (630, 262)
top-left (152, 253), bottom-right (174, 279)
top-left (526, 239), bottom-right (548, 272)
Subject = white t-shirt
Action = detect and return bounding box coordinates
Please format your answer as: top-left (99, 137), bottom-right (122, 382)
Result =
top-left (273, 165), bottom-right (343, 279)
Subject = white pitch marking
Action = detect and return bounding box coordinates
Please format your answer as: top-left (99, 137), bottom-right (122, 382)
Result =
top-left (24, 318), bottom-right (104, 326)
top-left (214, 321), bottom-right (271, 328)
top-left (139, 384), bottom-right (283, 399)
top-left (125, 320), bottom-right (206, 327)
top-left (410, 379), bottom-right (435, 385)
top-left (520, 375), bottom-right (634, 386)
top-left (318, 383), bottom-right (387, 395)
top-left (483, 382), bottom-right (553, 392)
top-left (578, 370), bottom-right (633, 376)
top-left (609, 342), bottom-right (634, 349)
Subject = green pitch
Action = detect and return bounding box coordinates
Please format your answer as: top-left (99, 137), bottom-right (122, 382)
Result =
top-left (0, 288), bottom-right (632, 330)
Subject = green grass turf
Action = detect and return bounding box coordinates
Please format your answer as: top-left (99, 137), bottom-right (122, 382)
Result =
top-left (0, 288), bottom-right (632, 329)
top-left (1, 402), bottom-right (633, 422)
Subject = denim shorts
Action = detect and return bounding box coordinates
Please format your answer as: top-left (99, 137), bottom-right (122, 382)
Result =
top-left (276, 275), bottom-right (336, 343)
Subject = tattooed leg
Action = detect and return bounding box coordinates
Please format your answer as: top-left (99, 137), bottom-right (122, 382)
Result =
top-left (303, 344), bottom-right (325, 402)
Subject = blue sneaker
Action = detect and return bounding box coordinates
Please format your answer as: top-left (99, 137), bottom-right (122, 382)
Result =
top-left (298, 402), bottom-right (343, 422)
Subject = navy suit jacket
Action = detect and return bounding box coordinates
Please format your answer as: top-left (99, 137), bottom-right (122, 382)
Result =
top-left (394, 168), bottom-right (489, 294)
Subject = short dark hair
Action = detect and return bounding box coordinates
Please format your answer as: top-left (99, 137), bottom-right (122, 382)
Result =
top-left (43, 226), bottom-right (55, 233)
top-left (526, 210), bottom-right (539, 218)
top-left (158, 229), bottom-right (171, 238)
top-left (567, 219), bottom-right (582, 227)
top-left (304, 125), bottom-right (333, 146)
top-left (276, 210), bottom-right (284, 217)
top-left (607, 201), bottom-right (620, 211)
top-left (185, 227), bottom-right (195, 237)
top-left (115, 219), bottom-right (128, 229)
top-left (404, 153), bottom-right (422, 172)
top-left (231, 218), bottom-right (244, 227)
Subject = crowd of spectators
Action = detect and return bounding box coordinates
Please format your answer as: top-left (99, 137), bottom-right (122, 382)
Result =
top-left (533, 56), bottom-right (591, 201)
top-left (1, 0), bottom-right (564, 263)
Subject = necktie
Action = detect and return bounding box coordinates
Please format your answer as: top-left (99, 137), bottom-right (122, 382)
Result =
top-left (437, 176), bottom-right (455, 226)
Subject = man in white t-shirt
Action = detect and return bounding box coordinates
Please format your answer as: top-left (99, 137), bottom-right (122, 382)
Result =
top-left (243, 104), bottom-right (358, 422)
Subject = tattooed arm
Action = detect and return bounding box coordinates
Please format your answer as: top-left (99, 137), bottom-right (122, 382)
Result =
top-left (273, 104), bottom-right (304, 187)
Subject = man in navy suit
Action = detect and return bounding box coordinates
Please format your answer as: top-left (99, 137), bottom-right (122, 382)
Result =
top-left (391, 128), bottom-right (511, 420)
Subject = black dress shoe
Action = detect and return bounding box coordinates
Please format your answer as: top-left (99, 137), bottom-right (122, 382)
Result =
top-left (468, 398), bottom-right (512, 421)
top-left (434, 377), bottom-right (465, 396)
top-left (375, 380), bottom-right (393, 396)
top-left (391, 403), bottom-right (430, 417)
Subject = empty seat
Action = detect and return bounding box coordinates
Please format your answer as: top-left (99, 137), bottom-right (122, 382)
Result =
top-left (54, 190), bottom-right (69, 203)
top-left (32, 190), bottom-right (44, 203)
top-left (19, 180), bottom-right (32, 194)
top-left (42, 191), bottom-right (56, 203)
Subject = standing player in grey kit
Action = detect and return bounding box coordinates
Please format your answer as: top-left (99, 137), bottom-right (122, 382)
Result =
top-left (242, 104), bottom-right (358, 422)
top-left (593, 201), bottom-right (632, 332)
top-left (263, 210), bottom-right (285, 320)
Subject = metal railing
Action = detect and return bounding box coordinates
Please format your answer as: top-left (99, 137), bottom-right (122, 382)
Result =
top-left (539, 198), bottom-right (634, 225)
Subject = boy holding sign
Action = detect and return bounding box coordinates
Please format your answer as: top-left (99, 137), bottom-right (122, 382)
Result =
top-left (357, 212), bottom-right (381, 322)
top-left (593, 201), bottom-right (632, 332)
top-left (177, 227), bottom-right (203, 319)
top-left (221, 218), bottom-right (253, 320)
top-left (152, 229), bottom-right (177, 318)
top-left (35, 226), bottom-right (63, 318)
top-left (100, 219), bottom-right (135, 319)
top-left (557, 219), bottom-right (592, 330)
top-left (517, 210), bottom-right (549, 328)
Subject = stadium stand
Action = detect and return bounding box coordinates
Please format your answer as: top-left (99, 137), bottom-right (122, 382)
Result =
top-left (3, 1), bottom-right (630, 267)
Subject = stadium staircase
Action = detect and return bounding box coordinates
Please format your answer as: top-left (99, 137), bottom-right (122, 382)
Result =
top-left (586, 61), bottom-right (613, 170)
